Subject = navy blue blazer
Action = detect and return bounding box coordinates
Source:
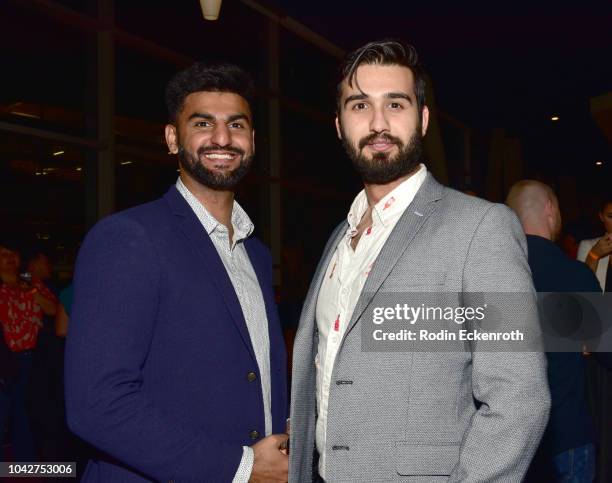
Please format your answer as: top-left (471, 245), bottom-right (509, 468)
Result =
top-left (65, 186), bottom-right (287, 482)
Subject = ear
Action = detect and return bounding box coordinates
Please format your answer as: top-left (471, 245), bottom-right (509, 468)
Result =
top-left (421, 106), bottom-right (430, 136)
top-left (335, 116), bottom-right (342, 140)
top-left (544, 198), bottom-right (554, 217)
top-left (165, 124), bottom-right (179, 154)
top-left (251, 128), bottom-right (256, 155)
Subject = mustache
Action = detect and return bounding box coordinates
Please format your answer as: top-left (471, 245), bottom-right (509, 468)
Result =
top-left (197, 145), bottom-right (245, 156)
top-left (358, 133), bottom-right (403, 150)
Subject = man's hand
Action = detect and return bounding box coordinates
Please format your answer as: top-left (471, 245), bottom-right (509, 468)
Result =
top-left (249, 433), bottom-right (288, 483)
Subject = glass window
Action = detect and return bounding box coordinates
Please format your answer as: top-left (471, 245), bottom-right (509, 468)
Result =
top-left (279, 108), bottom-right (357, 275)
top-left (114, 150), bottom-right (178, 211)
top-left (0, 4), bottom-right (96, 138)
top-left (0, 131), bottom-right (87, 274)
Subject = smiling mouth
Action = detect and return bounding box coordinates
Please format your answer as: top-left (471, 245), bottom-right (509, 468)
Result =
top-left (203, 152), bottom-right (238, 161)
top-left (199, 151), bottom-right (242, 169)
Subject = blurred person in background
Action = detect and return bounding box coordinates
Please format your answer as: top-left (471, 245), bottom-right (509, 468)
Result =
top-left (26, 250), bottom-right (54, 287)
top-left (0, 320), bottom-right (17, 459)
top-left (22, 246), bottom-right (69, 460)
top-left (577, 197), bottom-right (612, 292)
top-left (507, 180), bottom-right (606, 483)
top-left (0, 238), bottom-right (57, 461)
top-left (55, 283), bottom-right (73, 338)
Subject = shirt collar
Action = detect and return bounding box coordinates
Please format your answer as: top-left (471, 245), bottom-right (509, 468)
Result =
top-left (175, 177), bottom-right (254, 242)
top-left (347, 164), bottom-right (428, 230)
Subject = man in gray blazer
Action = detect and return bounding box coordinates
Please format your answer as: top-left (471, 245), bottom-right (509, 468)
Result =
top-left (289, 40), bottom-right (551, 482)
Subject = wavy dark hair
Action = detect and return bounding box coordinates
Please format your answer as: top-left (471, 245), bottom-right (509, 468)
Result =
top-left (336, 39), bottom-right (426, 117)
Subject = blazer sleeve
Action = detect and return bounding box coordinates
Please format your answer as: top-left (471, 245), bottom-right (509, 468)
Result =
top-left (64, 214), bottom-right (242, 482)
top-left (448, 204), bottom-right (551, 483)
top-left (576, 238), bottom-right (593, 262)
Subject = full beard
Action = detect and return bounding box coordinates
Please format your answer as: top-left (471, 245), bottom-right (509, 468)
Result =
top-left (178, 144), bottom-right (253, 191)
top-left (340, 128), bottom-right (424, 185)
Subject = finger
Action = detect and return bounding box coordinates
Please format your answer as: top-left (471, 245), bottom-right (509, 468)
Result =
top-left (269, 433), bottom-right (289, 446)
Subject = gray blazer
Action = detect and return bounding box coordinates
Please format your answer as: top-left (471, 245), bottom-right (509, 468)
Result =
top-left (289, 174), bottom-right (550, 482)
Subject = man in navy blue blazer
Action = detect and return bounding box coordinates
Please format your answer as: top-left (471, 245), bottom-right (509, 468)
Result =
top-left (65, 62), bottom-right (288, 482)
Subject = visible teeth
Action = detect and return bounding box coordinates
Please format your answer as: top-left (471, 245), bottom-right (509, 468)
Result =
top-left (205, 153), bottom-right (234, 159)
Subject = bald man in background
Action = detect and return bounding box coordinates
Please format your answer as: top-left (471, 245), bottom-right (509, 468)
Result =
top-left (507, 180), bottom-right (601, 482)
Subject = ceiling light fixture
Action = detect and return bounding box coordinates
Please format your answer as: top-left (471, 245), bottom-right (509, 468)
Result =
top-left (53, 150), bottom-right (65, 156)
top-left (199, 0), bottom-right (222, 20)
top-left (551, 116), bottom-right (559, 121)
top-left (11, 110), bottom-right (40, 119)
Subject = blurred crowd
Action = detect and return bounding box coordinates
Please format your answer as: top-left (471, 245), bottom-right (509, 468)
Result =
top-left (0, 238), bottom-right (83, 467)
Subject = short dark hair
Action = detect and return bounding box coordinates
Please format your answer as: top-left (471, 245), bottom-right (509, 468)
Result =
top-left (22, 243), bottom-right (52, 266)
top-left (165, 62), bottom-right (255, 123)
top-left (336, 39), bottom-right (426, 115)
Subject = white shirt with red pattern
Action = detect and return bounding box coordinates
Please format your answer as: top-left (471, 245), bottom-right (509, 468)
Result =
top-left (315, 164), bottom-right (427, 479)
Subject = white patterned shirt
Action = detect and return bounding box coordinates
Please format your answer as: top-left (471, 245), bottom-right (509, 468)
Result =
top-left (176, 178), bottom-right (271, 483)
top-left (315, 165), bottom-right (427, 479)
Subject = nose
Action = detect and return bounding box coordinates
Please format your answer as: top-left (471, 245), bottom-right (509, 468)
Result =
top-left (210, 123), bottom-right (231, 147)
top-left (369, 105), bottom-right (390, 133)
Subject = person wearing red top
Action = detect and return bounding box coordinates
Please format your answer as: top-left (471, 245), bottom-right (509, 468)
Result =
top-left (0, 239), bottom-right (57, 461)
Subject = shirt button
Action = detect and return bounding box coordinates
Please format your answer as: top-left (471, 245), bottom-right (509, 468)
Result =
top-left (247, 371), bottom-right (257, 382)
top-left (249, 430), bottom-right (260, 440)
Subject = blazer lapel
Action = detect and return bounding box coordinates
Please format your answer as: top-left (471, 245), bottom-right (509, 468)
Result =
top-left (164, 186), bottom-right (256, 361)
top-left (345, 174), bottom-right (444, 335)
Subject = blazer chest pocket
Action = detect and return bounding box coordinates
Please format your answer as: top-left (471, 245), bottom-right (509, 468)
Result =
top-left (395, 442), bottom-right (460, 476)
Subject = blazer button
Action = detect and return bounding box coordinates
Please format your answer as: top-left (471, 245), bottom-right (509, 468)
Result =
top-left (249, 430), bottom-right (260, 440)
top-left (247, 371), bottom-right (257, 382)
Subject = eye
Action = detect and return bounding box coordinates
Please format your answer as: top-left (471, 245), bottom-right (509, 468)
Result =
top-left (352, 102), bottom-right (368, 111)
top-left (228, 122), bottom-right (245, 129)
top-left (389, 102), bottom-right (403, 109)
top-left (194, 120), bottom-right (212, 128)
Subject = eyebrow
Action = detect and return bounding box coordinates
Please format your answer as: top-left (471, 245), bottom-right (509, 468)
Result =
top-left (343, 94), bottom-right (367, 108)
top-left (187, 112), bottom-right (251, 125)
top-left (227, 113), bottom-right (251, 124)
top-left (385, 92), bottom-right (413, 104)
top-left (343, 91), bottom-right (414, 108)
